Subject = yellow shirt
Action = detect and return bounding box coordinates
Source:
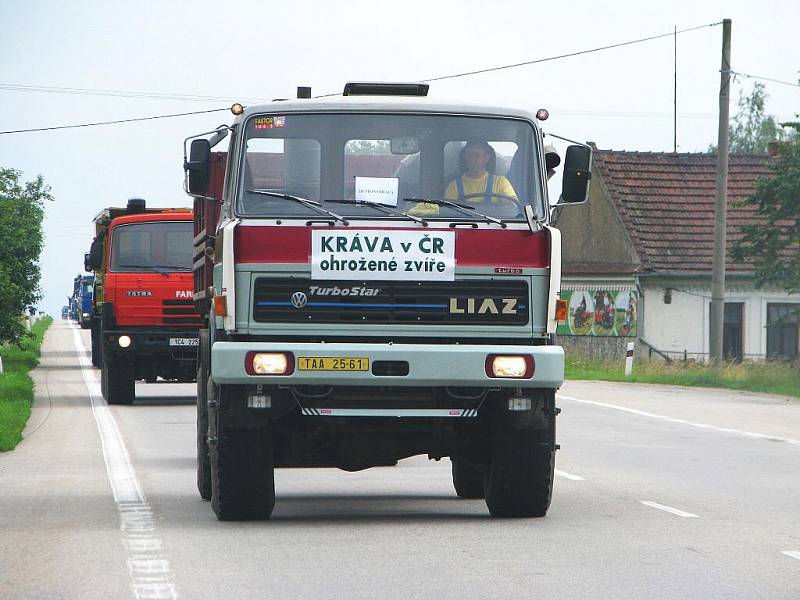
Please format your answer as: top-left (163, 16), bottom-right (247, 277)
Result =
top-left (409, 172), bottom-right (517, 215)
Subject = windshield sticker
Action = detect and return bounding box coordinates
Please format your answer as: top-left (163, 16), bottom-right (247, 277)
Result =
top-left (254, 116), bottom-right (286, 130)
top-left (354, 177), bottom-right (399, 207)
top-left (311, 230), bottom-right (455, 281)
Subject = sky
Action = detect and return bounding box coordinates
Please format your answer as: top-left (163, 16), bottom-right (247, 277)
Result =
top-left (1, 0), bottom-right (798, 317)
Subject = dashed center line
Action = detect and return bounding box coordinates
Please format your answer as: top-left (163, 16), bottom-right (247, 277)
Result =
top-left (555, 469), bottom-right (585, 481)
top-left (557, 394), bottom-right (800, 446)
top-left (640, 500), bottom-right (699, 518)
top-left (781, 551), bottom-right (800, 561)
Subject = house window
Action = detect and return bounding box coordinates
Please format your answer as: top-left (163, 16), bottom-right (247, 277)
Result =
top-left (709, 302), bottom-right (744, 360)
top-left (766, 303), bottom-right (800, 360)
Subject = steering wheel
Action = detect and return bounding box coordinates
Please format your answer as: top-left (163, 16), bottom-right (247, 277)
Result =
top-left (458, 192), bottom-right (524, 215)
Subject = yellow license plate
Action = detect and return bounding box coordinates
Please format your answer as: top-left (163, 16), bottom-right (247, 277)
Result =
top-left (298, 357), bottom-right (369, 371)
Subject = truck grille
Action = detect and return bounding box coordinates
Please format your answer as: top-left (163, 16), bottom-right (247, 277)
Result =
top-left (253, 278), bottom-right (529, 325)
top-left (161, 299), bottom-right (204, 325)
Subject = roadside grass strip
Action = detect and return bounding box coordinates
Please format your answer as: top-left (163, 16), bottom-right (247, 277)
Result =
top-left (565, 359), bottom-right (800, 399)
top-left (639, 501), bottom-right (699, 518)
top-left (71, 326), bottom-right (179, 600)
top-left (0, 317), bottom-right (52, 451)
top-left (557, 395), bottom-right (800, 446)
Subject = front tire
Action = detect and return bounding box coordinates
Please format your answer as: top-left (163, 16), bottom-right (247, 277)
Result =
top-left (210, 384), bottom-right (275, 520)
top-left (91, 319), bottom-right (101, 368)
top-left (101, 348), bottom-right (135, 405)
top-left (451, 458), bottom-right (485, 499)
top-left (484, 430), bottom-right (554, 518)
top-left (196, 330), bottom-right (212, 501)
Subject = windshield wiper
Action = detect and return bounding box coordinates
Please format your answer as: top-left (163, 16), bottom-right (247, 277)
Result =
top-left (118, 264), bottom-right (171, 274)
top-left (326, 199), bottom-right (428, 226)
top-left (248, 189), bottom-right (348, 225)
top-left (402, 198), bottom-right (506, 228)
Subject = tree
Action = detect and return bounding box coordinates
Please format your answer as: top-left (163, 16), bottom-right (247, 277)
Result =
top-left (0, 169), bottom-right (52, 344)
top-left (730, 123), bottom-right (800, 293)
top-left (709, 82), bottom-right (788, 153)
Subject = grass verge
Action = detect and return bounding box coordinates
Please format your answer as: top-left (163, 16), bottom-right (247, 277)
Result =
top-left (565, 357), bottom-right (800, 399)
top-left (0, 316), bottom-right (53, 451)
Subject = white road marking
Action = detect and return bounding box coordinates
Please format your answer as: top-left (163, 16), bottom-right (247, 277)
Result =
top-left (555, 469), bottom-right (585, 481)
top-left (557, 394), bottom-right (800, 446)
top-left (781, 551), bottom-right (800, 561)
top-left (72, 326), bottom-right (180, 600)
top-left (639, 500), bottom-right (699, 518)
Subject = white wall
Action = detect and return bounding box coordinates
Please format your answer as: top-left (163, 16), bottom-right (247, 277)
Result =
top-left (641, 284), bottom-right (799, 360)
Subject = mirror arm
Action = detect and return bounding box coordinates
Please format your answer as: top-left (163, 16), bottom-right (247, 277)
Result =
top-left (543, 132), bottom-right (593, 149)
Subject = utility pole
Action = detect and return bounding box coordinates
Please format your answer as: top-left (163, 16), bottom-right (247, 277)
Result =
top-left (674, 25), bottom-right (677, 153)
top-left (710, 18), bottom-right (732, 361)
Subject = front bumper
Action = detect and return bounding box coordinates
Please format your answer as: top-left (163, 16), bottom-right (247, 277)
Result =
top-left (211, 342), bottom-right (564, 388)
top-left (102, 329), bottom-right (199, 358)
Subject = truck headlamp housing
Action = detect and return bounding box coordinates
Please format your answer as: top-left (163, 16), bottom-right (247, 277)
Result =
top-left (485, 354), bottom-right (534, 379)
top-left (118, 335), bottom-right (132, 348)
top-left (245, 351), bottom-right (294, 376)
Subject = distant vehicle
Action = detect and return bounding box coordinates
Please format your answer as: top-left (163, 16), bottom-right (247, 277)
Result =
top-left (78, 275), bottom-right (94, 329)
top-left (61, 305), bottom-right (69, 320)
top-left (69, 274), bottom-right (82, 321)
top-left (85, 198), bottom-right (201, 405)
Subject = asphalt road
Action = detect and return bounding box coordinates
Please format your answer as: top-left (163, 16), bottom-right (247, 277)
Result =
top-left (1, 321), bottom-right (798, 599)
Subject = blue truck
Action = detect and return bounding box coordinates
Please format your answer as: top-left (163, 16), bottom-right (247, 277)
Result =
top-left (77, 274), bottom-right (94, 329)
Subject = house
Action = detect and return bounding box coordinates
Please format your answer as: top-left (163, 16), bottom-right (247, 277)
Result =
top-left (555, 149), bottom-right (799, 361)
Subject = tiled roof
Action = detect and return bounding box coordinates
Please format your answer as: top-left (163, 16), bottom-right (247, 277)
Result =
top-left (593, 151), bottom-right (775, 274)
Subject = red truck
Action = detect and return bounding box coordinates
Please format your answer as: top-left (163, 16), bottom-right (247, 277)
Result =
top-left (86, 198), bottom-right (203, 404)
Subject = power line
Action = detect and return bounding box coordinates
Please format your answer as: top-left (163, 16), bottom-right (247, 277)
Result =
top-left (314, 21), bottom-right (722, 97)
top-left (730, 71), bottom-right (800, 88)
top-left (2, 21), bottom-right (725, 133)
top-left (0, 83), bottom-right (270, 103)
top-left (0, 107), bottom-right (228, 135)
top-left (423, 21), bottom-right (722, 83)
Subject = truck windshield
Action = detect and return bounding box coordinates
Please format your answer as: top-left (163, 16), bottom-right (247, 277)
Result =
top-left (238, 112), bottom-right (545, 221)
top-left (110, 221), bottom-right (193, 273)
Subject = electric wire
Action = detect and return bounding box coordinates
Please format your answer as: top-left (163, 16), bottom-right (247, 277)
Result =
top-left (0, 107), bottom-right (229, 135)
top-left (0, 83), bottom-right (266, 102)
top-left (730, 71), bottom-right (800, 89)
top-left (7, 20), bottom-right (788, 136)
top-left (314, 21), bottom-right (723, 97)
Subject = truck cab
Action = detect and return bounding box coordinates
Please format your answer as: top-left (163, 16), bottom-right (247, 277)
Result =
top-left (78, 274), bottom-right (94, 329)
top-left (185, 83), bottom-right (590, 520)
top-left (87, 199), bottom-right (202, 404)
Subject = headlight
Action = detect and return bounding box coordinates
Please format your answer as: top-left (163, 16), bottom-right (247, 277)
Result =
top-left (118, 335), bottom-right (132, 348)
top-left (485, 354), bottom-right (534, 379)
top-left (245, 352), bottom-right (294, 375)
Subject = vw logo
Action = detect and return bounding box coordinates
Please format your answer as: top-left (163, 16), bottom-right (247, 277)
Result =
top-left (290, 291), bottom-right (308, 308)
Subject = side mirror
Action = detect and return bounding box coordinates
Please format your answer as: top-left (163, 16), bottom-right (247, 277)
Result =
top-left (88, 238), bottom-right (103, 271)
top-left (561, 145), bottom-right (592, 203)
top-left (185, 139), bottom-right (211, 196)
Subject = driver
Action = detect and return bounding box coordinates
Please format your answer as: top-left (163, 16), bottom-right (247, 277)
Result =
top-left (410, 140), bottom-right (517, 215)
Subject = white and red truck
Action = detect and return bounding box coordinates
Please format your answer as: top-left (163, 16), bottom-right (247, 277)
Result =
top-left (184, 82), bottom-right (590, 520)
